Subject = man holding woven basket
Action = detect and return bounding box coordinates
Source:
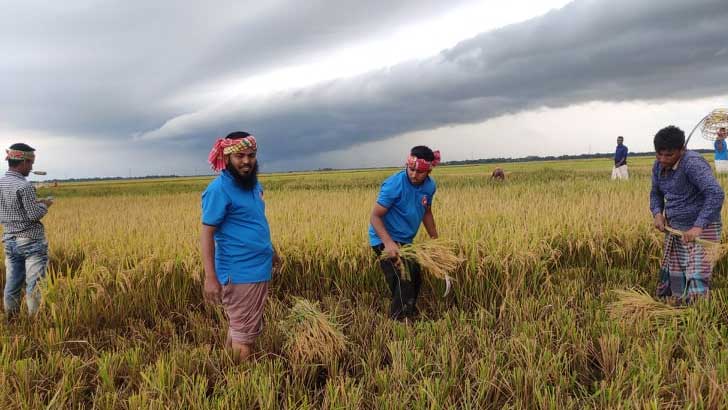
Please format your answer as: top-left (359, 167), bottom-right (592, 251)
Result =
top-left (369, 146), bottom-right (439, 320)
top-left (651, 126), bottom-right (724, 303)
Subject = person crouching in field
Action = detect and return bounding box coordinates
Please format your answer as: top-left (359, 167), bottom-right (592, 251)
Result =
top-left (369, 146), bottom-right (440, 320)
top-left (200, 131), bottom-right (280, 362)
top-left (491, 167), bottom-right (506, 181)
top-left (650, 126), bottom-right (724, 303)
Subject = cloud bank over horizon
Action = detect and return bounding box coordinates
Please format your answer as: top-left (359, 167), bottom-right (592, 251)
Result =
top-left (2, 0), bottom-right (727, 177)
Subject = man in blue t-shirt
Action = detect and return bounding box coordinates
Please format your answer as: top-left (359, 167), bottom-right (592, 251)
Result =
top-left (200, 131), bottom-right (280, 362)
top-left (369, 146), bottom-right (440, 320)
top-left (714, 127), bottom-right (728, 174)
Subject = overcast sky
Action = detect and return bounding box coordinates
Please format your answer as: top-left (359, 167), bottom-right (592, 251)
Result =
top-left (2, 0), bottom-right (727, 179)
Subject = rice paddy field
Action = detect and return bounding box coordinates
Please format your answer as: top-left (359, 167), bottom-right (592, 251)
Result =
top-left (3, 155), bottom-right (728, 409)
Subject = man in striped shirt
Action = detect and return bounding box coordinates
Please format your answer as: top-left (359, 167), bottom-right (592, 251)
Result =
top-left (1, 143), bottom-right (53, 318)
top-left (650, 126), bottom-right (724, 303)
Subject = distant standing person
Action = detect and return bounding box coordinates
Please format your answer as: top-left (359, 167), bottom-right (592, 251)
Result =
top-left (650, 126), bottom-right (724, 303)
top-left (611, 136), bottom-right (629, 180)
top-left (1, 143), bottom-right (53, 318)
top-left (714, 127), bottom-right (728, 174)
top-left (200, 131), bottom-right (280, 362)
top-left (369, 146), bottom-right (440, 320)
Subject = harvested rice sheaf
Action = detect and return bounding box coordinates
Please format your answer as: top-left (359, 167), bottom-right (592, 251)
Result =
top-left (393, 239), bottom-right (465, 280)
top-left (664, 226), bottom-right (728, 264)
top-left (279, 298), bottom-right (347, 379)
top-left (608, 288), bottom-right (687, 325)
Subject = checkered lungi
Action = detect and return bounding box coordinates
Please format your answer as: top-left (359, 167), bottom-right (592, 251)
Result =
top-left (656, 222), bottom-right (721, 302)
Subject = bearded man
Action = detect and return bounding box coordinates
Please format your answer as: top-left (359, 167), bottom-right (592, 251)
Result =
top-left (200, 131), bottom-right (280, 362)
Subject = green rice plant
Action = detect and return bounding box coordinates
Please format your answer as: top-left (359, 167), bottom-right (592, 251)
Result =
top-left (322, 376), bottom-right (363, 410)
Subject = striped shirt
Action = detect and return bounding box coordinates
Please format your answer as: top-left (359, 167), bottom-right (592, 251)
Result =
top-left (650, 150), bottom-right (725, 230)
top-left (0, 170), bottom-right (48, 239)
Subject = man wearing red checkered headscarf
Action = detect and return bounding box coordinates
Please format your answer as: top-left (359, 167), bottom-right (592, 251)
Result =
top-left (368, 145), bottom-right (441, 320)
top-left (200, 131), bottom-right (281, 362)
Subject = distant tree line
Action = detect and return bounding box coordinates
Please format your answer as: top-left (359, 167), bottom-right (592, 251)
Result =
top-left (40, 149), bottom-right (715, 181)
top-left (442, 149), bottom-right (712, 166)
top-left (43, 174), bottom-right (190, 183)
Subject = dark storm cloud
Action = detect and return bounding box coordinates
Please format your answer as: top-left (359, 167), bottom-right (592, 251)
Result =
top-left (4, 0), bottom-right (728, 167)
top-left (0, 0), bottom-right (477, 136)
top-left (140, 0), bottom-right (728, 161)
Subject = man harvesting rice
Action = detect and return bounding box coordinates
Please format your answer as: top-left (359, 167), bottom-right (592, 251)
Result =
top-left (491, 167), bottom-right (506, 181)
top-left (651, 126), bottom-right (724, 303)
top-left (1, 143), bottom-right (53, 318)
top-left (369, 146), bottom-right (440, 320)
top-left (200, 131), bottom-right (280, 362)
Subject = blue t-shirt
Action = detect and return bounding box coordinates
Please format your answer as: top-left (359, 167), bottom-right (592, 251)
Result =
top-left (201, 171), bottom-right (273, 284)
top-left (614, 144), bottom-right (628, 165)
top-left (368, 170), bottom-right (436, 246)
top-left (714, 140), bottom-right (727, 161)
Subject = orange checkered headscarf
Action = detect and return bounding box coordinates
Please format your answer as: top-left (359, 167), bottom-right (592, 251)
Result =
top-left (207, 136), bottom-right (257, 172)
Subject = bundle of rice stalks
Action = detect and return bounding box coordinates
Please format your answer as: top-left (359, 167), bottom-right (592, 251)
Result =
top-left (385, 239), bottom-right (464, 296)
top-left (279, 298), bottom-right (347, 381)
top-left (664, 226), bottom-right (728, 264)
top-left (608, 288), bottom-right (687, 326)
top-left (394, 239), bottom-right (464, 280)
top-left (700, 108), bottom-right (728, 140)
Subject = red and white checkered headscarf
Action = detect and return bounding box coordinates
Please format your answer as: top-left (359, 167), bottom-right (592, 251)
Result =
top-left (207, 136), bottom-right (257, 172)
top-left (406, 150), bottom-right (441, 172)
top-left (5, 149), bottom-right (35, 161)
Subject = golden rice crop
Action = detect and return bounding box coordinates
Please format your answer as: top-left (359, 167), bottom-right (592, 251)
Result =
top-left (1, 158), bottom-right (728, 408)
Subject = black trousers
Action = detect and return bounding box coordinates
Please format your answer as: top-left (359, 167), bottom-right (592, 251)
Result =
top-left (372, 243), bottom-right (422, 318)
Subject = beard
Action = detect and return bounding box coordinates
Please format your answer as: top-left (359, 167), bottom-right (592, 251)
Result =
top-left (226, 161), bottom-right (259, 190)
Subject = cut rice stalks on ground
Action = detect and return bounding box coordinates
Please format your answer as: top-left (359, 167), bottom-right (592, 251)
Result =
top-left (608, 288), bottom-right (687, 327)
top-left (279, 298), bottom-right (348, 381)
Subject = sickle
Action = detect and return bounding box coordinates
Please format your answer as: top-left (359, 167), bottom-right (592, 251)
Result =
top-left (443, 275), bottom-right (454, 297)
